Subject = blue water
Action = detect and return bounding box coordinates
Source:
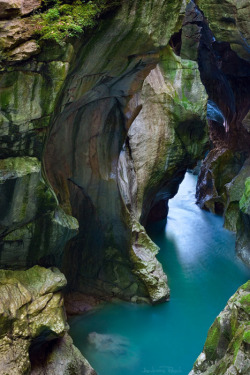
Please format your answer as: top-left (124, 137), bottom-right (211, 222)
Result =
top-left (70, 173), bottom-right (250, 375)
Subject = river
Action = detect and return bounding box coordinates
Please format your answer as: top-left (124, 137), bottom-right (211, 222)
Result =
top-left (70, 172), bottom-right (250, 375)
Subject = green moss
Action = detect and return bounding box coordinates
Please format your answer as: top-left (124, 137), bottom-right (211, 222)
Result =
top-left (229, 308), bottom-right (239, 337)
top-left (231, 327), bottom-right (244, 362)
top-left (239, 177), bottom-right (250, 214)
top-left (240, 280), bottom-right (250, 291)
top-left (33, 0), bottom-right (121, 45)
top-left (204, 318), bottom-right (221, 360)
top-left (239, 294), bottom-right (250, 314)
top-left (243, 329), bottom-right (250, 344)
top-left (215, 360), bottom-right (228, 375)
top-left (0, 157), bottom-right (40, 181)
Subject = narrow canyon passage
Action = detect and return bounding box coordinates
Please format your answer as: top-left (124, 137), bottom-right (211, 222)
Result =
top-left (69, 173), bottom-right (250, 375)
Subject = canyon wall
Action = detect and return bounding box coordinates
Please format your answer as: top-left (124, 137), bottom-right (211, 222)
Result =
top-left (0, 0), bottom-right (249, 373)
top-left (0, 0), bottom-right (210, 304)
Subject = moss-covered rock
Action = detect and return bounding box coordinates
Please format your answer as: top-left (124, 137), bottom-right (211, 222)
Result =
top-left (224, 157), bottom-right (250, 232)
top-left (130, 220), bottom-right (170, 303)
top-left (0, 54), bottom-right (72, 158)
top-left (236, 177), bottom-right (250, 266)
top-left (117, 45), bottom-right (208, 301)
top-left (0, 266), bottom-right (67, 374)
top-left (189, 281), bottom-right (250, 375)
top-left (196, 0), bottom-right (250, 62)
top-left (196, 148), bottom-right (246, 215)
top-left (0, 157), bottom-right (78, 268)
top-left (0, 0), bottom-right (41, 19)
top-left (0, 265), bottom-right (94, 375)
top-left (239, 177), bottom-right (250, 215)
top-left (0, 157), bottom-right (55, 233)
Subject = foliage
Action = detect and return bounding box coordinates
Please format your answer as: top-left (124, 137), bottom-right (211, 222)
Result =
top-left (33, 0), bottom-right (120, 45)
top-left (239, 177), bottom-right (250, 214)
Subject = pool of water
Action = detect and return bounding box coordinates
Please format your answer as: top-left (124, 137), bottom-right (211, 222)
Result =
top-left (70, 173), bottom-right (250, 375)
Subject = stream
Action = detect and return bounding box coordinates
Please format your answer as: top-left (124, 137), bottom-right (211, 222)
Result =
top-left (70, 172), bottom-right (250, 375)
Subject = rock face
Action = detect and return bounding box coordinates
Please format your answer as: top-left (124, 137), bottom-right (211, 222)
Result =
top-left (0, 0), bottom-right (41, 19)
top-left (0, 23), bottom-right (78, 268)
top-left (0, 266), bottom-right (95, 375)
top-left (237, 177), bottom-right (250, 266)
top-left (43, 0), bottom-right (208, 303)
top-left (196, 149), bottom-right (247, 215)
top-left (189, 0), bottom-right (250, 264)
top-left (189, 281), bottom-right (250, 375)
top-left (30, 333), bottom-right (96, 375)
top-left (196, 0), bottom-right (250, 62)
top-left (0, 156), bottom-right (78, 268)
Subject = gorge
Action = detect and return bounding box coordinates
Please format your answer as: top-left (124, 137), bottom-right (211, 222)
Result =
top-left (70, 172), bottom-right (250, 375)
top-left (0, 0), bottom-right (249, 374)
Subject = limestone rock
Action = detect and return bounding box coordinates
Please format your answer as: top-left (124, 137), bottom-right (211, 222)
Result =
top-left (30, 333), bottom-right (96, 375)
top-left (0, 266), bottom-right (67, 374)
top-left (196, 149), bottom-right (246, 215)
top-left (180, 0), bottom-right (203, 61)
top-left (0, 157), bottom-right (78, 268)
top-left (7, 39), bottom-right (40, 61)
top-left (189, 281), bottom-right (250, 375)
top-left (0, 0), bottom-right (41, 19)
top-left (0, 17), bottom-right (36, 52)
top-left (20, 0), bottom-right (41, 16)
top-left (224, 158), bottom-right (250, 232)
top-left (0, 0), bottom-right (21, 19)
top-left (0, 157), bottom-right (54, 235)
top-left (0, 58), bottom-right (71, 158)
top-left (196, 0), bottom-right (250, 61)
top-left (118, 48), bottom-right (208, 301)
top-left (130, 221), bottom-right (170, 303)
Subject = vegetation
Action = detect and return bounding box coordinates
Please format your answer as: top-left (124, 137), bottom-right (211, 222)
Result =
top-left (33, 0), bottom-right (120, 44)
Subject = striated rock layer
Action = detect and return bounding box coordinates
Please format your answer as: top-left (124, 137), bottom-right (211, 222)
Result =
top-left (0, 265), bottom-right (96, 375)
top-left (189, 281), bottom-right (250, 375)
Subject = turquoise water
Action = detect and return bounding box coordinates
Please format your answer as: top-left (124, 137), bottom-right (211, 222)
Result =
top-left (70, 173), bottom-right (250, 375)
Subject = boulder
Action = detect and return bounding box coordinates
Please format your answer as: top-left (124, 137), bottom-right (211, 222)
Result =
top-left (0, 266), bottom-right (67, 374)
top-left (196, 149), bottom-right (246, 215)
top-left (7, 40), bottom-right (40, 61)
top-left (31, 333), bottom-right (96, 375)
top-left (0, 0), bottom-right (41, 19)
